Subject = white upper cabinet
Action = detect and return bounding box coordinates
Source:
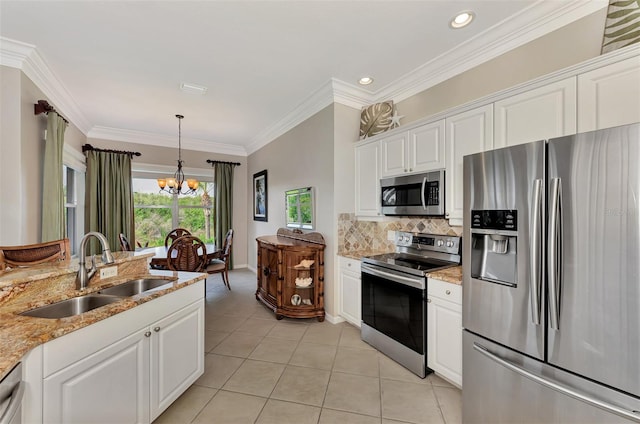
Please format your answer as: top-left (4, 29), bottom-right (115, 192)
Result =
top-left (494, 77), bottom-right (577, 148)
top-left (445, 104), bottom-right (493, 226)
top-left (381, 120), bottom-right (445, 177)
top-left (355, 140), bottom-right (381, 217)
top-left (578, 55), bottom-right (640, 132)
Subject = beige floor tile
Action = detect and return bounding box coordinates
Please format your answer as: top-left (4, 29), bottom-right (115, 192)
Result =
top-left (433, 386), bottom-right (462, 424)
top-left (333, 346), bottom-right (380, 377)
top-left (323, 372), bottom-right (381, 417)
top-left (289, 342), bottom-right (337, 370)
top-left (428, 373), bottom-right (457, 388)
top-left (195, 353), bottom-right (244, 389)
top-left (301, 322), bottom-right (343, 345)
top-left (266, 321), bottom-right (309, 341)
top-left (339, 325), bottom-right (376, 351)
top-left (152, 384), bottom-right (216, 424)
top-left (252, 305), bottom-right (277, 319)
top-left (382, 419), bottom-right (414, 424)
top-left (212, 332), bottom-right (264, 357)
top-left (256, 399), bottom-right (321, 424)
top-left (270, 365), bottom-right (330, 406)
top-left (380, 379), bottom-right (444, 424)
top-left (192, 390), bottom-right (266, 424)
top-left (204, 330), bottom-right (229, 352)
top-left (222, 359), bottom-right (285, 397)
top-left (319, 408), bottom-right (381, 424)
top-left (205, 314), bottom-right (247, 333)
top-left (234, 317), bottom-right (278, 336)
top-left (249, 337), bottom-right (299, 363)
top-left (378, 353), bottom-right (430, 385)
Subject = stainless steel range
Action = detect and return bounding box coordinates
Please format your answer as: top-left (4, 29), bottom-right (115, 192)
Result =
top-left (361, 231), bottom-right (461, 377)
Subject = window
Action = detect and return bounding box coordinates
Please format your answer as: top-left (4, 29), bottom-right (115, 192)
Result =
top-left (285, 187), bottom-right (314, 230)
top-left (62, 165), bottom-right (85, 256)
top-left (133, 178), bottom-right (214, 247)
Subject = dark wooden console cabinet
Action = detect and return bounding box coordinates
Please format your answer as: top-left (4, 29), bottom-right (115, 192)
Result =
top-left (256, 229), bottom-right (325, 321)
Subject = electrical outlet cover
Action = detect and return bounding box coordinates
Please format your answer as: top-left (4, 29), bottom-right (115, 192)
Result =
top-left (100, 266), bottom-right (118, 279)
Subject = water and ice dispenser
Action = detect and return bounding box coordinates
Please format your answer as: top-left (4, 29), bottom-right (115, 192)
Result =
top-left (470, 210), bottom-right (518, 287)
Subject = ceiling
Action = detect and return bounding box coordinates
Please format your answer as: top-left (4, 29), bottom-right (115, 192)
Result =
top-left (0, 1), bottom-right (605, 155)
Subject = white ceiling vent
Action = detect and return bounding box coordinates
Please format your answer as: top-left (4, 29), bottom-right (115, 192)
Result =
top-left (180, 82), bottom-right (208, 95)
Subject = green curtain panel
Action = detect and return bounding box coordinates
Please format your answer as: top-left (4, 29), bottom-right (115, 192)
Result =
top-left (602, 0), bottom-right (640, 54)
top-left (84, 150), bottom-right (134, 255)
top-left (41, 112), bottom-right (67, 242)
top-left (214, 163), bottom-right (235, 268)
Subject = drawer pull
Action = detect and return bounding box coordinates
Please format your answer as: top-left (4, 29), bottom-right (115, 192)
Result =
top-left (154, 326), bottom-right (161, 332)
top-left (144, 331), bottom-right (151, 338)
top-left (427, 298), bottom-right (431, 303)
top-left (446, 290), bottom-right (451, 295)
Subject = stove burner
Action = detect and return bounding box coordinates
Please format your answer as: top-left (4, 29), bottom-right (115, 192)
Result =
top-left (366, 252), bottom-right (453, 274)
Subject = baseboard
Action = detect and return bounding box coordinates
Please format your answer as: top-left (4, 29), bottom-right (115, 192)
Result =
top-left (231, 263), bottom-right (249, 269)
top-left (246, 265), bottom-right (257, 273)
top-left (325, 312), bottom-right (345, 325)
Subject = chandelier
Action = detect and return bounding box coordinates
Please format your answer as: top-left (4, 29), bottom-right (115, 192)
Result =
top-left (157, 114), bottom-right (199, 195)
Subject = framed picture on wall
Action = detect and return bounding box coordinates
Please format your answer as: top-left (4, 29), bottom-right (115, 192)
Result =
top-left (253, 170), bottom-right (268, 221)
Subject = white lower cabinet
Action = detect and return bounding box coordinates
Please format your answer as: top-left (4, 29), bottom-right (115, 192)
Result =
top-left (25, 280), bottom-right (205, 424)
top-left (338, 257), bottom-right (361, 327)
top-left (427, 278), bottom-right (462, 387)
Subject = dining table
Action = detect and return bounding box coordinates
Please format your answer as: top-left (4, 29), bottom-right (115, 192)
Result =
top-left (141, 243), bottom-right (220, 269)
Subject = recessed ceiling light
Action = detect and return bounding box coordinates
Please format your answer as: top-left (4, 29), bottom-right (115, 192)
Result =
top-left (450, 11), bottom-right (474, 29)
top-left (358, 77), bottom-right (374, 86)
top-left (180, 82), bottom-right (208, 95)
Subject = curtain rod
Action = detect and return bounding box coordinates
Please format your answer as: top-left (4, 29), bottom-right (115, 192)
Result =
top-left (206, 159), bottom-right (241, 166)
top-left (82, 143), bottom-right (142, 158)
top-left (34, 100), bottom-right (69, 124)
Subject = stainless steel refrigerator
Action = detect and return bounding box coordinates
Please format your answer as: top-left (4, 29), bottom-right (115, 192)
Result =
top-left (462, 123), bottom-right (640, 423)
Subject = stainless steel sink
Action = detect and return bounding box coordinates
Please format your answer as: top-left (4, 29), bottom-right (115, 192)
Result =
top-left (20, 294), bottom-right (122, 319)
top-left (98, 278), bottom-right (174, 297)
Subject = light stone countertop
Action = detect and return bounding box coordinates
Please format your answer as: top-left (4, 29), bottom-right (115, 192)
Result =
top-left (0, 252), bottom-right (206, 381)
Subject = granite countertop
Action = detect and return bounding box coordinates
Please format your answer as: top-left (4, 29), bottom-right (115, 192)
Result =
top-left (0, 253), bottom-right (206, 381)
top-left (338, 250), bottom-right (392, 260)
top-left (427, 266), bottom-right (462, 285)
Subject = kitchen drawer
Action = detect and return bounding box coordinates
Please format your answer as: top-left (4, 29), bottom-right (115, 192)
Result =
top-left (428, 278), bottom-right (462, 305)
top-left (340, 257), bottom-right (361, 273)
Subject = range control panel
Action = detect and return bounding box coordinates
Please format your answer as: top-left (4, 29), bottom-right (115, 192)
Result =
top-left (395, 231), bottom-right (460, 254)
top-left (471, 210), bottom-right (518, 231)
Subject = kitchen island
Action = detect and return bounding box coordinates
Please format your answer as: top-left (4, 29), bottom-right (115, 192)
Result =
top-left (0, 251), bottom-right (206, 422)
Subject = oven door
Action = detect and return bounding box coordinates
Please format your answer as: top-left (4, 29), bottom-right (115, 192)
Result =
top-left (361, 264), bottom-right (426, 354)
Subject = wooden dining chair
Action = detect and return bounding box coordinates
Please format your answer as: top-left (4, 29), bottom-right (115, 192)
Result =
top-left (166, 235), bottom-right (207, 272)
top-left (164, 228), bottom-right (191, 248)
top-left (0, 238), bottom-right (71, 271)
top-left (119, 233), bottom-right (133, 251)
top-left (206, 229), bottom-right (233, 290)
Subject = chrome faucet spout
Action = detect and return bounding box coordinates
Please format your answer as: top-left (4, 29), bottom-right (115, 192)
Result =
top-left (76, 231), bottom-right (115, 290)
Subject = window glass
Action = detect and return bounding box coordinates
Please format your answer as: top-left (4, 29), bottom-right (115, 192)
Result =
top-left (285, 187), bottom-right (314, 230)
top-left (63, 165), bottom-right (79, 255)
top-left (133, 178), bottom-right (213, 247)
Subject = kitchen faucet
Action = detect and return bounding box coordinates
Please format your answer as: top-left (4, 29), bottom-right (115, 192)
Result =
top-left (76, 231), bottom-right (115, 290)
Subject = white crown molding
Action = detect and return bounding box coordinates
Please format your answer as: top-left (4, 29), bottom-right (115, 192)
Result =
top-left (0, 36), bottom-right (93, 134)
top-left (246, 78), bottom-right (373, 155)
top-left (372, 0), bottom-right (608, 103)
top-left (87, 126), bottom-right (247, 157)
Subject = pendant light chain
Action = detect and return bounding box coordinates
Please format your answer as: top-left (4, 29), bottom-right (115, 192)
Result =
top-left (156, 114), bottom-right (199, 195)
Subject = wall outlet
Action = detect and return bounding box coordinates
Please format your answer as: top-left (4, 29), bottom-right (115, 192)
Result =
top-left (100, 266), bottom-right (118, 279)
top-left (387, 230), bottom-right (396, 241)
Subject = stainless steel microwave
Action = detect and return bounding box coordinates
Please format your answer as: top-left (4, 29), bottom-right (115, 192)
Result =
top-left (380, 170), bottom-right (445, 216)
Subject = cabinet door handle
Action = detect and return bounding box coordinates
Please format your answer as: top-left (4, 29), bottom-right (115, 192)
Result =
top-left (263, 267), bottom-right (271, 277)
top-left (446, 290), bottom-right (451, 295)
top-left (144, 331), bottom-right (151, 337)
top-left (427, 298), bottom-right (432, 303)
top-left (154, 326), bottom-right (161, 332)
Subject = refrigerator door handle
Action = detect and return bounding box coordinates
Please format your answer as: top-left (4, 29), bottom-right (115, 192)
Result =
top-left (473, 342), bottom-right (640, 422)
top-left (530, 179), bottom-right (543, 325)
top-left (548, 177), bottom-right (562, 330)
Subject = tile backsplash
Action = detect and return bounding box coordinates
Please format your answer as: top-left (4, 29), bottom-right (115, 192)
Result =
top-left (337, 213), bottom-right (462, 256)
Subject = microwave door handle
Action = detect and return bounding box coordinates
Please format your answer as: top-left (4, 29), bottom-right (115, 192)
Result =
top-left (530, 179), bottom-right (542, 325)
top-left (421, 176), bottom-right (427, 210)
top-left (548, 177), bottom-right (562, 330)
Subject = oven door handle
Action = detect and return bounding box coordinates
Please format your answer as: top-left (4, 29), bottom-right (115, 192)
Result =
top-left (361, 264), bottom-right (425, 290)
